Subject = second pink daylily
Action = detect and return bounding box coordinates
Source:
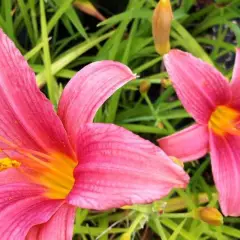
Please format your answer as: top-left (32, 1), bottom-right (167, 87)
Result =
top-left (0, 29), bottom-right (189, 240)
top-left (158, 48), bottom-right (240, 216)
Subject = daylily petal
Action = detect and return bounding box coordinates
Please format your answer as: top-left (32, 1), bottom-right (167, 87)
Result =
top-left (0, 183), bottom-right (63, 239)
top-left (0, 183), bottom-right (42, 212)
top-left (158, 124), bottom-right (209, 162)
top-left (0, 168), bottom-right (28, 184)
top-left (164, 50), bottom-right (231, 124)
top-left (231, 48), bottom-right (240, 84)
top-left (0, 29), bottom-right (73, 157)
top-left (26, 204), bottom-right (76, 240)
top-left (67, 123), bottom-right (189, 210)
top-left (209, 131), bottom-right (240, 216)
top-left (230, 48), bottom-right (240, 109)
top-left (58, 61), bottom-right (136, 147)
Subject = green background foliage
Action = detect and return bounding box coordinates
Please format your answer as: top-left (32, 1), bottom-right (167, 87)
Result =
top-left (1, 0), bottom-right (240, 239)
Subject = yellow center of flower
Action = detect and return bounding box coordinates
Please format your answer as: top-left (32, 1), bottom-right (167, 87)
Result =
top-left (208, 105), bottom-right (240, 136)
top-left (0, 136), bottom-right (76, 199)
top-left (22, 151), bottom-right (77, 199)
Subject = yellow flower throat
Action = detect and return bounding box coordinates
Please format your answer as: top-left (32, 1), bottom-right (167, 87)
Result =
top-left (26, 152), bottom-right (77, 199)
top-left (0, 137), bottom-right (76, 200)
top-left (209, 105), bottom-right (240, 136)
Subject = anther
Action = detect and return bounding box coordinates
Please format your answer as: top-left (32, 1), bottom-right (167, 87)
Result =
top-left (0, 158), bottom-right (21, 171)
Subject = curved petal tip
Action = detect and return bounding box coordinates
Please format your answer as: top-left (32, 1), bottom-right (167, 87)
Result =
top-left (158, 124), bottom-right (209, 162)
top-left (58, 60), bottom-right (136, 147)
top-left (163, 49), bottom-right (231, 124)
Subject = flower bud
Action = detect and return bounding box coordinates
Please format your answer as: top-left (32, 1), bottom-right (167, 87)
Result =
top-left (139, 80), bottom-right (151, 94)
top-left (157, 122), bottom-right (164, 129)
top-left (152, 0), bottom-right (173, 55)
top-left (194, 207), bottom-right (223, 226)
top-left (73, 0), bottom-right (106, 21)
top-left (161, 78), bottom-right (172, 88)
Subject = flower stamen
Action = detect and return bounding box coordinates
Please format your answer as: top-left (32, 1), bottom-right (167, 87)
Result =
top-left (0, 135), bottom-right (76, 199)
top-left (209, 105), bottom-right (240, 136)
top-left (0, 158), bottom-right (20, 171)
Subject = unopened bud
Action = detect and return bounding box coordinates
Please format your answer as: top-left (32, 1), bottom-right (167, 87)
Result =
top-left (152, 0), bottom-right (173, 55)
top-left (157, 122), bottom-right (164, 129)
top-left (170, 156), bottom-right (184, 168)
top-left (161, 78), bottom-right (172, 88)
top-left (139, 80), bottom-right (151, 94)
top-left (120, 232), bottom-right (131, 240)
top-left (194, 207), bottom-right (223, 226)
top-left (73, 0), bottom-right (106, 21)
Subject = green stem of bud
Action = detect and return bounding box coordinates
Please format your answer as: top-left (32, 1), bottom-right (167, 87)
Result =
top-left (120, 213), bottom-right (148, 240)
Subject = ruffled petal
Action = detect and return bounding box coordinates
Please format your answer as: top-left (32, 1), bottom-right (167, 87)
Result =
top-left (230, 48), bottom-right (240, 109)
top-left (209, 131), bottom-right (240, 216)
top-left (164, 50), bottom-right (231, 124)
top-left (58, 61), bottom-right (136, 147)
top-left (0, 29), bottom-right (73, 157)
top-left (0, 183), bottom-right (63, 240)
top-left (67, 123), bottom-right (189, 210)
top-left (26, 204), bottom-right (76, 240)
top-left (158, 124), bottom-right (209, 162)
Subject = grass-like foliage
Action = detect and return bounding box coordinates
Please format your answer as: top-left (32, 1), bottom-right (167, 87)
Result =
top-left (1, 0), bottom-right (240, 239)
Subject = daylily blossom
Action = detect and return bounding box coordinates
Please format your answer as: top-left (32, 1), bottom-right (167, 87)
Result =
top-left (0, 30), bottom-right (189, 240)
top-left (158, 49), bottom-right (240, 216)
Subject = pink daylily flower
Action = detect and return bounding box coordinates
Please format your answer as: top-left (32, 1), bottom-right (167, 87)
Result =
top-left (0, 30), bottom-right (189, 240)
top-left (158, 49), bottom-right (240, 216)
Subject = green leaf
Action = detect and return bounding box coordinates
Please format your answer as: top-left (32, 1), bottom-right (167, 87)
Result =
top-left (98, 9), bottom-right (152, 27)
top-left (36, 31), bottom-right (114, 86)
top-left (227, 22), bottom-right (240, 47)
top-left (52, 0), bottom-right (88, 39)
top-left (17, 0), bottom-right (34, 44)
top-left (222, 226), bottom-right (240, 238)
top-left (171, 20), bottom-right (213, 64)
top-left (169, 219), bottom-right (187, 240)
top-left (48, 0), bottom-right (75, 34)
top-left (40, 0), bottom-right (57, 105)
top-left (24, 41), bottom-right (44, 60)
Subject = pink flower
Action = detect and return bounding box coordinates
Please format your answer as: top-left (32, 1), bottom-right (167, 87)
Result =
top-left (158, 48), bottom-right (240, 216)
top-left (0, 30), bottom-right (189, 239)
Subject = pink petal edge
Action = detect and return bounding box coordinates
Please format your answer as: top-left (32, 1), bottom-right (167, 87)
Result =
top-left (0, 183), bottom-right (63, 240)
top-left (67, 123), bottom-right (189, 210)
top-left (229, 48), bottom-right (240, 109)
top-left (58, 61), bottom-right (136, 148)
top-left (26, 204), bottom-right (76, 240)
top-left (231, 48), bottom-right (240, 84)
top-left (164, 49), bottom-right (231, 124)
top-left (209, 131), bottom-right (240, 216)
top-left (158, 124), bottom-right (209, 162)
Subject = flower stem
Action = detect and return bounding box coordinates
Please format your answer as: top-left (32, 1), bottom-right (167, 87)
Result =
top-left (152, 214), bottom-right (168, 240)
